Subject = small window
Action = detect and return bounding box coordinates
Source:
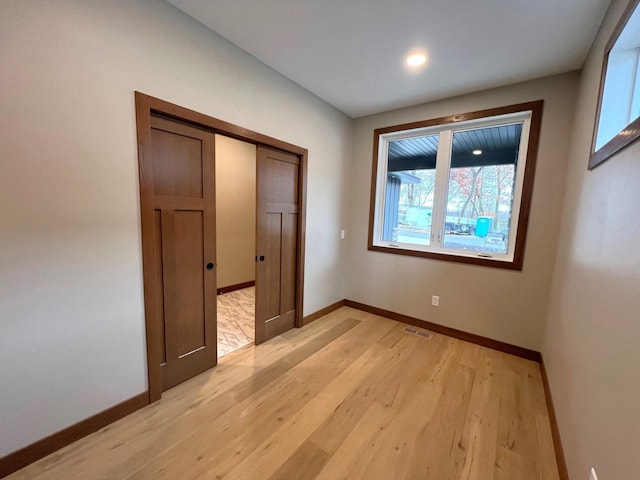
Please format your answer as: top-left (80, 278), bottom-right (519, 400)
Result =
top-left (591, 0), bottom-right (640, 169)
top-left (368, 101), bottom-right (543, 270)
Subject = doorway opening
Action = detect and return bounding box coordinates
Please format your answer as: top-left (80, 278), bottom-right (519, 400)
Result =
top-left (135, 92), bottom-right (308, 402)
top-left (215, 134), bottom-right (256, 358)
top-left (217, 286), bottom-right (255, 356)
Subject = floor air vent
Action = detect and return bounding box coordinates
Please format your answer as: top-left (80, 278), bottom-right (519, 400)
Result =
top-left (404, 327), bottom-right (431, 338)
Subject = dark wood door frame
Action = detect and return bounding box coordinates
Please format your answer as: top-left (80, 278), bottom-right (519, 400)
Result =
top-left (135, 92), bottom-right (308, 403)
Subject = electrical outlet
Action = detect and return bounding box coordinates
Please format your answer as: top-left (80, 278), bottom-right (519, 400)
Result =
top-left (431, 295), bottom-right (440, 307)
top-left (589, 468), bottom-right (598, 480)
top-left (340, 230), bottom-right (345, 240)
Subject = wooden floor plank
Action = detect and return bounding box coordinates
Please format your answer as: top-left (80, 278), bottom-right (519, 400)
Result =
top-left (10, 310), bottom-right (353, 480)
top-left (268, 440), bottom-right (329, 480)
top-left (124, 317), bottom-right (395, 480)
top-left (404, 363), bottom-right (475, 479)
top-left (495, 353), bottom-right (540, 480)
top-left (453, 349), bottom-right (500, 480)
top-left (308, 327), bottom-right (439, 457)
top-left (118, 316), bottom-right (362, 479)
top-left (217, 343), bottom-right (402, 479)
top-left (5, 307), bottom-right (559, 480)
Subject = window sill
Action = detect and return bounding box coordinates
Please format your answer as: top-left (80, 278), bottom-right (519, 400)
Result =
top-left (367, 244), bottom-right (524, 270)
top-left (589, 116), bottom-right (640, 169)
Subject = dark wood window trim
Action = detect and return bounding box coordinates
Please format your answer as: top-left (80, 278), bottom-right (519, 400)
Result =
top-left (135, 92), bottom-right (308, 403)
top-left (368, 100), bottom-right (544, 271)
top-left (590, 0), bottom-right (640, 170)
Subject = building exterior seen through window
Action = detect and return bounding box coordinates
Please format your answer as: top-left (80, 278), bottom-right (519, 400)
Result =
top-left (370, 102), bottom-right (542, 269)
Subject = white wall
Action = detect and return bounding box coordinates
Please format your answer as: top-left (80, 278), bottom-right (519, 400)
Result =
top-left (0, 0), bottom-right (352, 456)
top-left (542, 0), bottom-right (640, 477)
top-left (215, 135), bottom-right (256, 289)
top-left (346, 73), bottom-right (579, 350)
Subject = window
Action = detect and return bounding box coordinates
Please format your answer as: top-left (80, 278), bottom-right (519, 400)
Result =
top-left (591, 0), bottom-right (640, 169)
top-left (368, 101), bottom-right (543, 270)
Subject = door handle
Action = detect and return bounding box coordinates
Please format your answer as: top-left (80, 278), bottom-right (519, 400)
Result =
top-left (206, 262), bottom-right (215, 270)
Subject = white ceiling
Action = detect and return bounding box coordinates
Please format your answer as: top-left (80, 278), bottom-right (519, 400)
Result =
top-left (167, 0), bottom-right (611, 118)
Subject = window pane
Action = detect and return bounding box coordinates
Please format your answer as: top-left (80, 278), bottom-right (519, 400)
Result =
top-left (443, 124), bottom-right (522, 255)
top-left (597, 48), bottom-right (639, 149)
top-left (382, 134), bottom-right (439, 245)
top-left (596, 4), bottom-right (640, 151)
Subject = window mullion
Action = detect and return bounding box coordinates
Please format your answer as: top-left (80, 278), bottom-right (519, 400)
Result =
top-left (430, 129), bottom-right (452, 249)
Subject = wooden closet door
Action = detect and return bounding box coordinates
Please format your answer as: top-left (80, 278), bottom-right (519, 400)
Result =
top-left (255, 147), bottom-right (299, 344)
top-left (149, 115), bottom-right (217, 391)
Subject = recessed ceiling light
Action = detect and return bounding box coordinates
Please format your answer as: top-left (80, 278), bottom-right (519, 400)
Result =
top-left (472, 149), bottom-right (482, 155)
top-left (406, 53), bottom-right (427, 67)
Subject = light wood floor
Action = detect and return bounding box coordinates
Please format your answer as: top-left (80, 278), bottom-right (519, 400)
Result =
top-left (8, 307), bottom-right (559, 480)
